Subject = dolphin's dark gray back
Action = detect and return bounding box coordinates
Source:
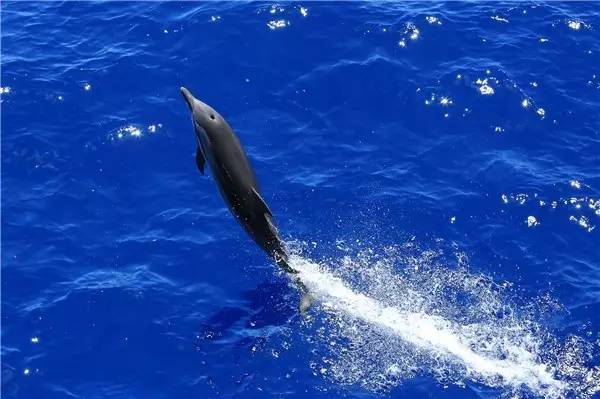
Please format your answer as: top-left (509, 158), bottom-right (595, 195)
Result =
top-left (180, 87), bottom-right (291, 271)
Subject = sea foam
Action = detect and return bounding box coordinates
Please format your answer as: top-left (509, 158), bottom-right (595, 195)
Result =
top-left (287, 245), bottom-right (599, 398)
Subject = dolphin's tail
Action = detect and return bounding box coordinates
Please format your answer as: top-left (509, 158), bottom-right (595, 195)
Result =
top-left (272, 249), bottom-right (297, 274)
top-left (272, 248), bottom-right (313, 313)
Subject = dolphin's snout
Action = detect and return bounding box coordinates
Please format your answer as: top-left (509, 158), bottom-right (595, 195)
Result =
top-left (181, 86), bottom-right (195, 111)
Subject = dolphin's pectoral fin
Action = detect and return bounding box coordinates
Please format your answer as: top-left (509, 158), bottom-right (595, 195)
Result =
top-left (195, 147), bottom-right (206, 175)
top-left (250, 187), bottom-right (272, 217)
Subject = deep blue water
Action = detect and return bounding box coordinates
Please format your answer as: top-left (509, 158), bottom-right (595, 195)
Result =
top-left (2, 2), bottom-right (600, 398)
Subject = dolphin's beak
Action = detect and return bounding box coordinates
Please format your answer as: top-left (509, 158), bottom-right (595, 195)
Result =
top-left (180, 86), bottom-right (195, 112)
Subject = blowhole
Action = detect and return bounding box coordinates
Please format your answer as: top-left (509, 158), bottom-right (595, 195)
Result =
top-left (210, 114), bottom-right (215, 120)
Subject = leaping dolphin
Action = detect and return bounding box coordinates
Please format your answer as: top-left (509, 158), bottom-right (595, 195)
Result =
top-left (180, 87), bottom-right (311, 311)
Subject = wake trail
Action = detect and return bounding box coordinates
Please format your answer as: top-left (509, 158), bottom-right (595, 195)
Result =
top-left (288, 253), bottom-right (599, 399)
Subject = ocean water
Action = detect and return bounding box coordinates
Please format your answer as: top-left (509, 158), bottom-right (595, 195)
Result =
top-left (2, 2), bottom-right (600, 398)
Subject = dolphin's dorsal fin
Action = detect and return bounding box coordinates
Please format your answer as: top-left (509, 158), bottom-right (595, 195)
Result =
top-left (195, 146), bottom-right (205, 175)
top-left (251, 187), bottom-right (272, 217)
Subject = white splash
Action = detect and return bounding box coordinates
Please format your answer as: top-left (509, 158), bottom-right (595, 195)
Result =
top-left (288, 248), bottom-right (600, 398)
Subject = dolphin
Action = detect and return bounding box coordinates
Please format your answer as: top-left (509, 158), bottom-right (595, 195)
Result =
top-left (180, 87), bottom-right (312, 311)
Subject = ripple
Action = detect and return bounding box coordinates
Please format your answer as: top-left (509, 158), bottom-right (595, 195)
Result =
top-left (67, 265), bottom-right (175, 291)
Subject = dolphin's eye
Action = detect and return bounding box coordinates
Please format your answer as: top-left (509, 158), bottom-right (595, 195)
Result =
top-left (210, 114), bottom-right (215, 120)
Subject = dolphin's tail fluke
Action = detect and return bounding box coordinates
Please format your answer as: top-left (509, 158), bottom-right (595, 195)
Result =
top-left (272, 248), bottom-right (313, 313)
